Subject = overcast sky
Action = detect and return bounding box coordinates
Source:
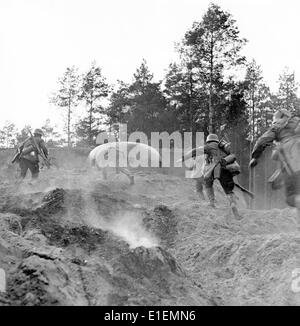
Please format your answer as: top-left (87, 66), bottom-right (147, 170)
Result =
top-left (0, 0), bottom-right (300, 130)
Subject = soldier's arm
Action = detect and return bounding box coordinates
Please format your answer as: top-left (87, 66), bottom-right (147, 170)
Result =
top-left (251, 129), bottom-right (276, 160)
top-left (180, 146), bottom-right (204, 162)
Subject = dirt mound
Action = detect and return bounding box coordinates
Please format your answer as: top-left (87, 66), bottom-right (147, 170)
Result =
top-left (175, 205), bottom-right (300, 305)
top-left (1, 168), bottom-right (300, 306)
top-left (0, 180), bottom-right (212, 306)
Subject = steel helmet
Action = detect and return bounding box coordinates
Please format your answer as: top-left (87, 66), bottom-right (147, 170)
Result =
top-left (33, 128), bottom-right (44, 137)
top-left (206, 134), bottom-right (219, 143)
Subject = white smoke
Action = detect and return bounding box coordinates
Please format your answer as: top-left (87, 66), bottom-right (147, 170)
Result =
top-left (83, 204), bottom-right (158, 249)
top-left (105, 212), bottom-right (159, 249)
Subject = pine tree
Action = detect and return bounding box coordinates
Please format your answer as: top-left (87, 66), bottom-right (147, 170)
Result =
top-left (244, 60), bottom-right (273, 141)
top-left (107, 60), bottom-right (169, 138)
top-left (180, 3), bottom-right (247, 133)
top-left (41, 119), bottom-right (61, 146)
top-left (276, 68), bottom-right (300, 115)
top-left (127, 60), bottom-right (167, 136)
top-left (164, 62), bottom-right (206, 135)
top-left (50, 66), bottom-right (80, 147)
top-left (76, 62), bottom-right (110, 146)
top-left (0, 121), bottom-right (17, 148)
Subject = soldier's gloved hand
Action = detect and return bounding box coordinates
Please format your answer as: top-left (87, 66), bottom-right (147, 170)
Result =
top-left (249, 158), bottom-right (258, 169)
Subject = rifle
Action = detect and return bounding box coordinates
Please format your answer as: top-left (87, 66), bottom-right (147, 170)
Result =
top-left (234, 181), bottom-right (255, 199)
top-left (276, 147), bottom-right (294, 176)
top-left (11, 137), bottom-right (30, 164)
top-left (28, 129), bottom-right (51, 169)
top-left (11, 148), bottom-right (22, 164)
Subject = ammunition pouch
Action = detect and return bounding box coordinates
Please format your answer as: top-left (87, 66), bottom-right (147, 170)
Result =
top-left (203, 154), bottom-right (241, 180)
top-left (226, 161), bottom-right (241, 176)
top-left (223, 154), bottom-right (236, 165)
top-left (223, 154), bottom-right (241, 176)
top-left (22, 145), bottom-right (35, 156)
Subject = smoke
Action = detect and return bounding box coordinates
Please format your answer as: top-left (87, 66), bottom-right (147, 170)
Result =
top-left (103, 212), bottom-right (159, 249)
top-left (81, 195), bottom-right (159, 249)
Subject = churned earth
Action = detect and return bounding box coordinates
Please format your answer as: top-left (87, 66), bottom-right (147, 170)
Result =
top-left (0, 164), bottom-right (300, 306)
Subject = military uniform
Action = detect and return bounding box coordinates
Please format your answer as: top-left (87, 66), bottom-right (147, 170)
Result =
top-left (202, 136), bottom-right (238, 209)
top-left (18, 130), bottom-right (48, 179)
top-left (250, 110), bottom-right (300, 216)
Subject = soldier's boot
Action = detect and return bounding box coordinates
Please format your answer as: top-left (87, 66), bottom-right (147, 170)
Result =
top-left (228, 193), bottom-right (243, 220)
top-left (206, 187), bottom-right (216, 208)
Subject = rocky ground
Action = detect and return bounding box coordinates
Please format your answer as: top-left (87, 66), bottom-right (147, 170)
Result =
top-left (1, 165), bottom-right (300, 306)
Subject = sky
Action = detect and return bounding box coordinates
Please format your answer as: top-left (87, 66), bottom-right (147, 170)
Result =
top-left (0, 0), bottom-right (300, 130)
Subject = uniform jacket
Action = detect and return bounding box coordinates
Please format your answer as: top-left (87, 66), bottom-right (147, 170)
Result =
top-left (203, 140), bottom-right (231, 165)
top-left (252, 116), bottom-right (300, 160)
top-left (188, 140), bottom-right (232, 180)
top-left (20, 137), bottom-right (48, 162)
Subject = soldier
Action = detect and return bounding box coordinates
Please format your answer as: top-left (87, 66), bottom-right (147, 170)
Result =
top-left (202, 134), bottom-right (241, 218)
top-left (249, 109), bottom-right (300, 222)
top-left (16, 129), bottom-right (48, 180)
top-left (182, 133), bottom-right (242, 219)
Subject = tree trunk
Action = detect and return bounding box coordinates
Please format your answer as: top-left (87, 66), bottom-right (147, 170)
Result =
top-left (249, 89), bottom-right (255, 208)
top-left (209, 88), bottom-right (213, 134)
top-left (67, 101), bottom-right (71, 148)
top-left (188, 66), bottom-right (194, 143)
top-left (208, 34), bottom-right (214, 134)
top-left (89, 101), bottom-right (93, 146)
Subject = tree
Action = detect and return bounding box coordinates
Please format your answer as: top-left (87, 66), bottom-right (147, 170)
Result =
top-left (276, 68), bottom-right (300, 115)
top-left (77, 62), bottom-right (110, 146)
top-left (164, 62), bottom-right (206, 135)
top-left (180, 3), bottom-right (247, 133)
top-left (0, 121), bottom-right (17, 148)
top-left (107, 60), bottom-right (170, 138)
top-left (41, 119), bottom-right (61, 147)
top-left (106, 80), bottom-right (132, 126)
top-left (243, 60), bottom-right (273, 198)
top-left (244, 60), bottom-right (273, 142)
top-left (127, 60), bottom-right (168, 136)
top-left (50, 66), bottom-right (80, 147)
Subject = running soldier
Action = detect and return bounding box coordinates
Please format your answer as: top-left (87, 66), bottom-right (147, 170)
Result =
top-left (249, 109), bottom-right (300, 222)
top-left (182, 134), bottom-right (242, 219)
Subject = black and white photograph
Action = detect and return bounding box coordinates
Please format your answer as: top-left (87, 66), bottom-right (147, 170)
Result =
top-left (0, 0), bottom-right (300, 308)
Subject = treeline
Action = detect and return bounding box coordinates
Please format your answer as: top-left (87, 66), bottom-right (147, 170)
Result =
top-left (49, 3), bottom-right (300, 149)
top-left (0, 119), bottom-right (62, 149)
top-left (1, 3), bottom-right (298, 208)
top-left (2, 3), bottom-right (300, 153)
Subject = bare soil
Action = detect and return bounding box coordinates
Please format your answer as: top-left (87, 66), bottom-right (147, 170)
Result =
top-left (0, 165), bottom-right (300, 306)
